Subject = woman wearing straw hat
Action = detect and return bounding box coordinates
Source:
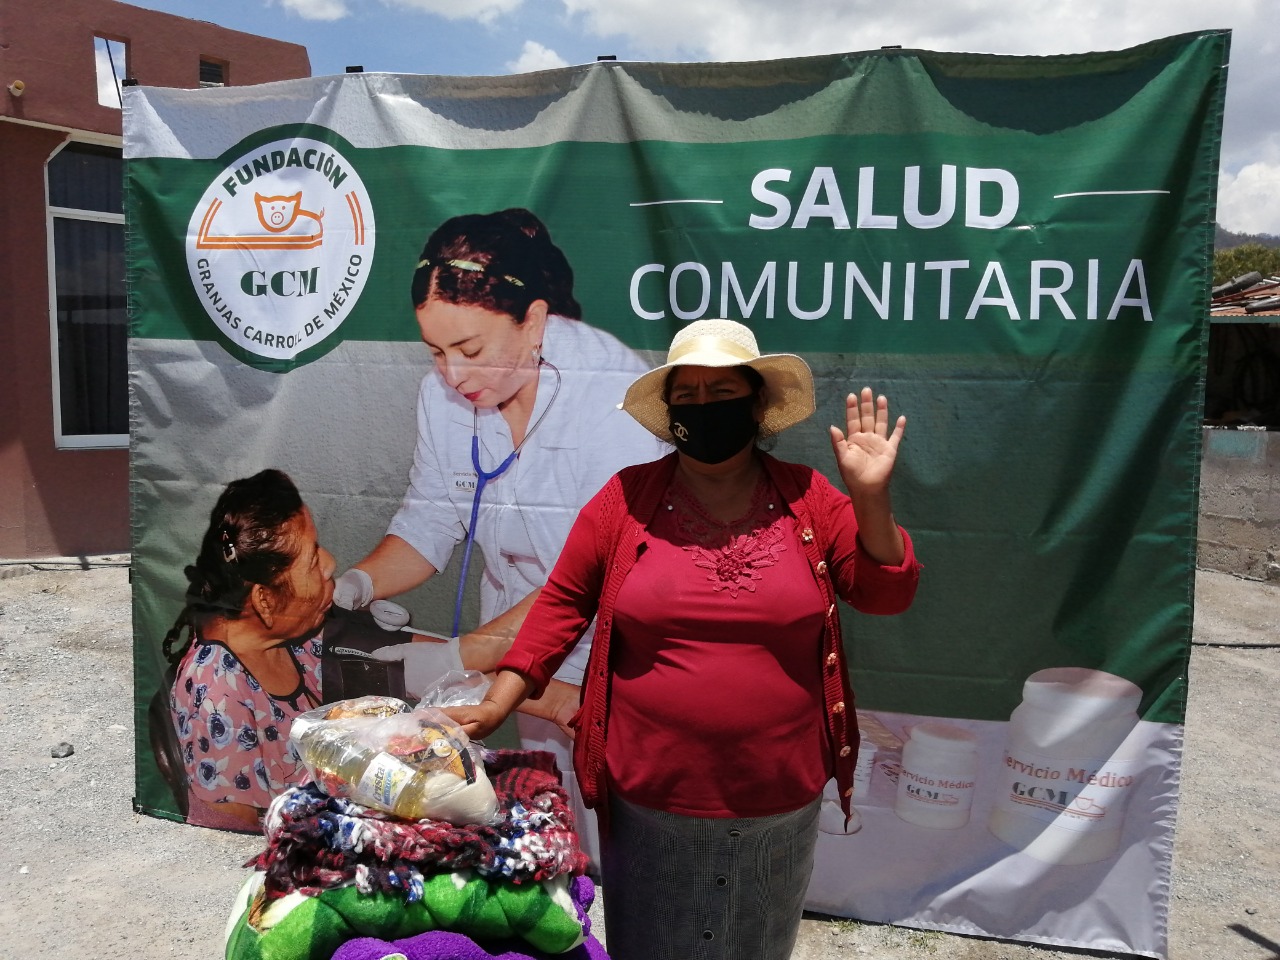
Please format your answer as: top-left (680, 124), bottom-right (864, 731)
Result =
top-left (446, 318), bottom-right (921, 960)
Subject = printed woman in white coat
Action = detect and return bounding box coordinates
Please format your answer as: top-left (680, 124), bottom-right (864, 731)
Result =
top-left (332, 208), bottom-right (665, 865)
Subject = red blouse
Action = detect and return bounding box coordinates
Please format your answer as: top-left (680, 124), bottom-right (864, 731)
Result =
top-left (605, 476), bottom-right (828, 817)
top-left (497, 452), bottom-right (921, 826)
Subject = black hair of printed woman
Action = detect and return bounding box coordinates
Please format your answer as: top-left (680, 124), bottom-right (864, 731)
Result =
top-left (161, 469), bottom-right (304, 664)
top-left (410, 208), bottom-right (582, 322)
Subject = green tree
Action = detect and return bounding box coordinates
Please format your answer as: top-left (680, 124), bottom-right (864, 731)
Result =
top-left (1213, 243), bottom-right (1280, 287)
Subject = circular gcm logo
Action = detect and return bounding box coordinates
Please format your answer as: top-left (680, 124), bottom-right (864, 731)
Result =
top-left (185, 135), bottom-right (375, 364)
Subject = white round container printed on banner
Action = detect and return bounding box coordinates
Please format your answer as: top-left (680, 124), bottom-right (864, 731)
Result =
top-left (988, 667), bottom-right (1145, 865)
top-left (894, 721), bottom-right (980, 829)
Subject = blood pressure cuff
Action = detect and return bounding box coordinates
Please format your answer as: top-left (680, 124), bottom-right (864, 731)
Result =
top-left (321, 607), bottom-right (407, 702)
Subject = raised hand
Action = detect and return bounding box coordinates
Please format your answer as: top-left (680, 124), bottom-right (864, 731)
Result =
top-left (828, 387), bottom-right (906, 498)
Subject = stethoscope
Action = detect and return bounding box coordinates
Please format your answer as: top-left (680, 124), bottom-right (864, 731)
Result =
top-left (451, 357), bottom-right (562, 637)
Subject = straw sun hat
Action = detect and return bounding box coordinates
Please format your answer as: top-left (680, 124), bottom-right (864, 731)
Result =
top-left (621, 319), bottom-right (816, 442)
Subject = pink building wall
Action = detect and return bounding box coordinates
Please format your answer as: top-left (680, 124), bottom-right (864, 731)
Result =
top-left (0, 0), bottom-right (310, 558)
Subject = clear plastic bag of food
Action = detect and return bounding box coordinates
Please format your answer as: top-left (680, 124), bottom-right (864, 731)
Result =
top-left (289, 695), bottom-right (411, 745)
top-left (417, 669), bottom-right (492, 709)
top-left (289, 696), bottom-right (497, 825)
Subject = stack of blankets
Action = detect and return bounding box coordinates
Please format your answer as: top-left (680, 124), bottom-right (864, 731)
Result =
top-left (226, 750), bottom-right (608, 960)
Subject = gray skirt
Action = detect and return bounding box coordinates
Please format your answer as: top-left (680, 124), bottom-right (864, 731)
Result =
top-left (600, 793), bottom-right (821, 960)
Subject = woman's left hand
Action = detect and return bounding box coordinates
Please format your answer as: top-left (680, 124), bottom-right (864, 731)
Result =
top-left (829, 388), bottom-right (906, 497)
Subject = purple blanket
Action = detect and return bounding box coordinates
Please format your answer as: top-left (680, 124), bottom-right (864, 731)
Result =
top-left (331, 929), bottom-right (609, 960)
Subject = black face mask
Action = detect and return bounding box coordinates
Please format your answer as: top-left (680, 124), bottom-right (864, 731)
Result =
top-left (668, 394), bottom-right (759, 465)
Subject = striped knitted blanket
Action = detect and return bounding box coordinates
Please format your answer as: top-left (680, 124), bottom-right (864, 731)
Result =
top-left (248, 749), bottom-right (588, 902)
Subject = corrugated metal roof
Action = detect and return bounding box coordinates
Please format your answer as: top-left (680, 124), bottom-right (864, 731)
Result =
top-left (1211, 273), bottom-right (1280, 320)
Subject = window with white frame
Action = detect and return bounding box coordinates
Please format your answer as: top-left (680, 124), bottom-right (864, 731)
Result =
top-left (48, 141), bottom-right (127, 448)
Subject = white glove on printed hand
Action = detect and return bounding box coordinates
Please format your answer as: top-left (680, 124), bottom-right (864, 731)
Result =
top-left (371, 639), bottom-right (464, 701)
top-left (332, 568), bottom-right (374, 610)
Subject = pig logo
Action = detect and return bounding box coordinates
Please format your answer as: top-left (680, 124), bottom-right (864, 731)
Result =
top-left (253, 192), bottom-right (324, 236)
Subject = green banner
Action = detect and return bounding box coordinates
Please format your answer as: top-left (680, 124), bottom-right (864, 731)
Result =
top-left (126, 31), bottom-right (1227, 957)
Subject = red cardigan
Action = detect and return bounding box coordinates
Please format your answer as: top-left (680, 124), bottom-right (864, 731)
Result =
top-left (498, 452), bottom-right (921, 828)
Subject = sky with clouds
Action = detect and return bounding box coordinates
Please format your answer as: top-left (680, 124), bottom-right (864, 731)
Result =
top-left (128, 0), bottom-right (1279, 237)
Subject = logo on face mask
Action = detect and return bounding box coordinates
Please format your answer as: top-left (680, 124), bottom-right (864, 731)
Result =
top-left (668, 394), bottom-right (758, 464)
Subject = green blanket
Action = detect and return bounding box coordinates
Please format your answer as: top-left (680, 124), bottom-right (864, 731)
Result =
top-left (225, 870), bottom-right (586, 960)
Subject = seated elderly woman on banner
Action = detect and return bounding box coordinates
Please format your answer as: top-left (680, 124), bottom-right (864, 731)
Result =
top-left (163, 469), bottom-right (335, 832)
top-left (445, 318), bottom-right (922, 960)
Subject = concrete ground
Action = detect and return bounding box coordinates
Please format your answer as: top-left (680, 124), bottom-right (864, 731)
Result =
top-left (0, 562), bottom-right (1276, 960)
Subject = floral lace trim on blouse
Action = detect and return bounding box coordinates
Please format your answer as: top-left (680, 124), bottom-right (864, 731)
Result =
top-left (663, 474), bottom-right (787, 599)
